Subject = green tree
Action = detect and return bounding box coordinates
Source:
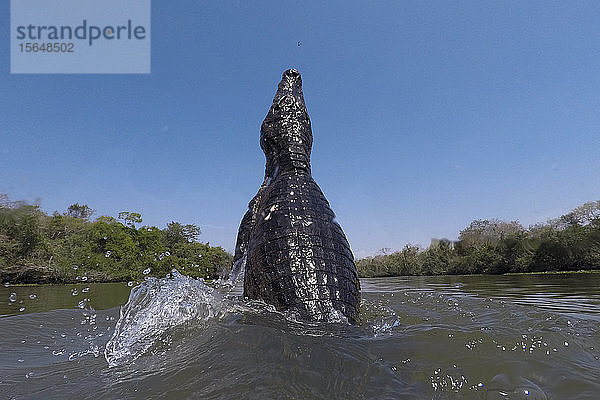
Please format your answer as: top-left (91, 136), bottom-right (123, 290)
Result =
top-left (421, 239), bottom-right (453, 275)
top-left (393, 245), bottom-right (423, 275)
top-left (118, 211), bottom-right (143, 228)
top-left (65, 203), bottom-right (95, 220)
top-left (161, 221), bottom-right (201, 248)
top-left (458, 219), bottom-right (524, 246)
top-left (556, 201), bottom-right (600, 227)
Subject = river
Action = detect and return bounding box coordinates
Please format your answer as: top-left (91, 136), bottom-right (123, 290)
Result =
top-left (1, 272), bottom-right (599, 399)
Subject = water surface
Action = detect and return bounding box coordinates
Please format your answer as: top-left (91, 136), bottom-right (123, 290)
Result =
top-left (1, 273), bottom-right (599, 399)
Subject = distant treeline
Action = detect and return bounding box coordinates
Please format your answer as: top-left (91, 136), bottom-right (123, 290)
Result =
top-left (0, 194), bottom-right (232, 284)
top-left (357, 201), bottom-right (600, 277)
top-left (3, 193), bottom-right (599, 283)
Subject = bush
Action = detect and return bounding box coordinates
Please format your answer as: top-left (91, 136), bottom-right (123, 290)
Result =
top-left (0, 195), bottom-right (233, 283)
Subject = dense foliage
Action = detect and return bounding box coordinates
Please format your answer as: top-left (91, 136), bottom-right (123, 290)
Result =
top-left (0, 195), bottom-right (232, 283)
top-left (3, 194), bottom-right (598, 282)
top-left (357, 201), bottom-right (600, 277)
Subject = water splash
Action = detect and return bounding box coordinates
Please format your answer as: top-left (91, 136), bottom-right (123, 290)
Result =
top-left (104, 270), bottom-right (222, 367)
top-left (104, 255), bottom-right (364, 368)
top-left (227, 253), bottom-right (246, 288)
top-left (358, 299), bottom-right (402, 336)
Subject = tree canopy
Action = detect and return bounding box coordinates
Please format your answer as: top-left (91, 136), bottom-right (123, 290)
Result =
top-left (0, 195), bottom-right (232, 284)
top-left (2, 193), bottom-right (598, 282)
top-left (357, 201), bottom-right (600, 277)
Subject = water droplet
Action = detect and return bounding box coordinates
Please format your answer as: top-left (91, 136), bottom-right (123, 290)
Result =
top-left (19, 307), bottom-right (25, 312)
top-left (82, 287), bottom-right (90, 293)
top-left (564, 341), bottom-right (569, 347)
top-left (78, 300), bottom-right (87, 309)
top-left (71, 289), bottom-right (78, 296)
top-left (73, 266), bottom-right (78, 270)
top-left (3, 282), bottom-right (9, 287)
top-left (105, 251), bottom-right (112, 257)
top-left (29, 294), bottom-right (37, 300)
top-left (18, 358), bottom-right (24, 363)
top-left (524, 389), bottom-right (530, 395)
top-left (9, 293), bottom-right (17, 302)
top-left (143, 268), bottom-right (151, 275)
top-left (81, 276), bottom-right (88, 282)
top-left (477, 382), bottom-right (484, 388)
top-left (127, 281), bottom-right (134, 287)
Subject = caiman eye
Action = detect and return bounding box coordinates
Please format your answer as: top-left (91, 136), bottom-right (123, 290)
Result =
top-left (278, 95), bottom-right (294, 107)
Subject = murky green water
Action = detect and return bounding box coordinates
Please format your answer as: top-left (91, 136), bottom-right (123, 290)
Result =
top-left (1, 282), bottom-right (131, 317)
top-left (1, 273), bottom-right (599, 399)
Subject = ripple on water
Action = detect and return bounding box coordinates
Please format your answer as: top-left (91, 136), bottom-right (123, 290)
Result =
top-left (1, 274), bottom-right (600, 399)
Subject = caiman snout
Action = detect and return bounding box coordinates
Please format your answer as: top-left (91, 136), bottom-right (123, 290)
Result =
top-left (261, 68), bottom-right (313, 174)
top-left (276, 68), bottom-right (304, 101)
top-left (284, 68), bottom-right (300, 78)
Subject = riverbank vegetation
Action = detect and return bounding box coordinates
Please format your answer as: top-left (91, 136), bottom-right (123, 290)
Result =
top-left (3, 194), bottom-right (599, 282)
top-left (357, 201), bottom-right (600, 277)
top-left (0, 195), bottom-right (232, 284)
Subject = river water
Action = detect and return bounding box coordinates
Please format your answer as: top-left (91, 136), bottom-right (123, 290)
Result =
top-left (1, 272), bottom-right (599, 399)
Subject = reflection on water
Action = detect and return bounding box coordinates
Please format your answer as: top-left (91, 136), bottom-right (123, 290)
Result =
top-left (1, 272), bottom-right (599, 399)
top-left (0, 282), bottom-right (130, 317)
top-left (362, 273), bottom-right (600, 321)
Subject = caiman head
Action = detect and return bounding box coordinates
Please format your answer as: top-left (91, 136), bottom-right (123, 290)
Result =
top-left (260, 69), bottom-right (313, 180)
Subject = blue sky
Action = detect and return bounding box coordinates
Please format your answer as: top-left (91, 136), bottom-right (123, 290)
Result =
top-left (1, 1), bottom-right (599, 258)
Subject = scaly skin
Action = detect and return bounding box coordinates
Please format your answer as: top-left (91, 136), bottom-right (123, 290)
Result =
top-left (233, 69), bottom-right (360, 322)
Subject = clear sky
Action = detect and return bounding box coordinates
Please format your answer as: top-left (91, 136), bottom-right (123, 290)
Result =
top-left (1, 1), bottom-right (599, 258)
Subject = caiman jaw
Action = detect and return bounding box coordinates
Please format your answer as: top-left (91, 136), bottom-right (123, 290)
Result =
top-left (261, 69), bottom-right (313, 177)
